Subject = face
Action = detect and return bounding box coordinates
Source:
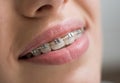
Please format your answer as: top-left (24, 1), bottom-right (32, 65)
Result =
top-left (0, 0), bottom-right (102, 83)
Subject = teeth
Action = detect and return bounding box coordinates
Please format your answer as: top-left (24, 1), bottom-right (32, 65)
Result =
top-left (31, 48), bottom-right (41, 56)
top-left (62, 32), bottom-right (75, 45)
top-left (25, 53), bottom-right (34, 58)
top-left (73, 29), bottom-right (83, 39)
top-left (26, 28), bottom-right (84, 57)
top-left (39, 43), bottom-right (51, 53)
top-left (50, 38), bottom-right (65, 50)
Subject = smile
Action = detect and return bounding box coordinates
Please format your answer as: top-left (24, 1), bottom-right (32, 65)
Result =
top-left (19, 28), bottom-right (84, 59)
top-left (19, 19), bottom-right (89, 65)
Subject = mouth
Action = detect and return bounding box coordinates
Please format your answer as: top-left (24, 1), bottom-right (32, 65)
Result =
top-left (18, 19), bottom-right (89, 65)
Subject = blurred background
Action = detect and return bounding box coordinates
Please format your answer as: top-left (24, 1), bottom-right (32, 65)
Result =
top-left (101, 0), bottom-right (120, 83)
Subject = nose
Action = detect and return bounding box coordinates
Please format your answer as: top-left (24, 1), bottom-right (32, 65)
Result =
top-left (16, 0), bottom-right (67, 18)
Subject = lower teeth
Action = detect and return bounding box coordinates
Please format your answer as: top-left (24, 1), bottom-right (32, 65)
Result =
top-left (19, 28), bottom-right (84, 59)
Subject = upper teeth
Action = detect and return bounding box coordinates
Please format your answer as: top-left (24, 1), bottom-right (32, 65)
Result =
top-left (40, 43), bottom-right (51, 53)
top-left (50, 38), bottom-right (65, 50)
top-left (62, 32), bottom-right (75, 45)
top-left (30, 28), bottom-right (84, 56)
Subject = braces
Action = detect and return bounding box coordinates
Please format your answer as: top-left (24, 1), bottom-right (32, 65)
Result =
top-left (31, 28), bottom-right (84, 55)
top-left (19, 28), bottom-right (84, 59)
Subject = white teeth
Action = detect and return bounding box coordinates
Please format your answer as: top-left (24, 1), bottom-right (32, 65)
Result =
top-left (50, 38), bottom-right (65, 50)
top-left (40, 43), bottom-right (51, 53)
top-left (30, 28), bottom-right (84, 56)
top-left (31, 48), bottom-right (41, 56)
top-left (63, 32), bottom-right (75, 45)
top-left (73, 29), bottom-right (82, 39)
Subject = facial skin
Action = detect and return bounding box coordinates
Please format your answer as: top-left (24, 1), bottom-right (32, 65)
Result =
top-left (0, 0), bottom-right (102, 83)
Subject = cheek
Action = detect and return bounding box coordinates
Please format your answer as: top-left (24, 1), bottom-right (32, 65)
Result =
top-left (77, 0), bottom-right (100, 9)
top-left (76, 0), bottom-right (100, 19)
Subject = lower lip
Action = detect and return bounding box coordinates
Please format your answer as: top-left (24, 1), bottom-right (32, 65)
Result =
top-left (26, 33), bottom-right (89, 65)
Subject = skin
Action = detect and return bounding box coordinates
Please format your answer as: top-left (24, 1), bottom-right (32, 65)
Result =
top-left (0, 0), bottom-right (102, 83)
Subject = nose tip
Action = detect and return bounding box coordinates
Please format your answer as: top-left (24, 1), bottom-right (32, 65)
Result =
top-left (17, 0), bottom-right (67, 18)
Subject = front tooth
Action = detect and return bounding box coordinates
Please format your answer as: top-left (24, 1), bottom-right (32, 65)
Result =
top-left (39, 43), bottom-right (51, 53)
top-left (50, 38), bottom-right (65, 50)
top-left (63, 32), bottom-right (75, 45)
top-left (73, 29), bottom-right (83, 39)
top-left (31, 48), bottom-right (41, 56)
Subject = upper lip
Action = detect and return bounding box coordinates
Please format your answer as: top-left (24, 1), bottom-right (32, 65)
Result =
top-left (20, 19), bottom-right (85, 56)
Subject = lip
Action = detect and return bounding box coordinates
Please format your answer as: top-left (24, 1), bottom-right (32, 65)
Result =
top-left (19, 19), bottom-right (89, 65)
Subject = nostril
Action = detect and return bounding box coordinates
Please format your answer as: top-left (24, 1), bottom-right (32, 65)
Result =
top-left (17, 0), bottom-right (66, 18)
top-left (37, 4), bottom-right (53, 12)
